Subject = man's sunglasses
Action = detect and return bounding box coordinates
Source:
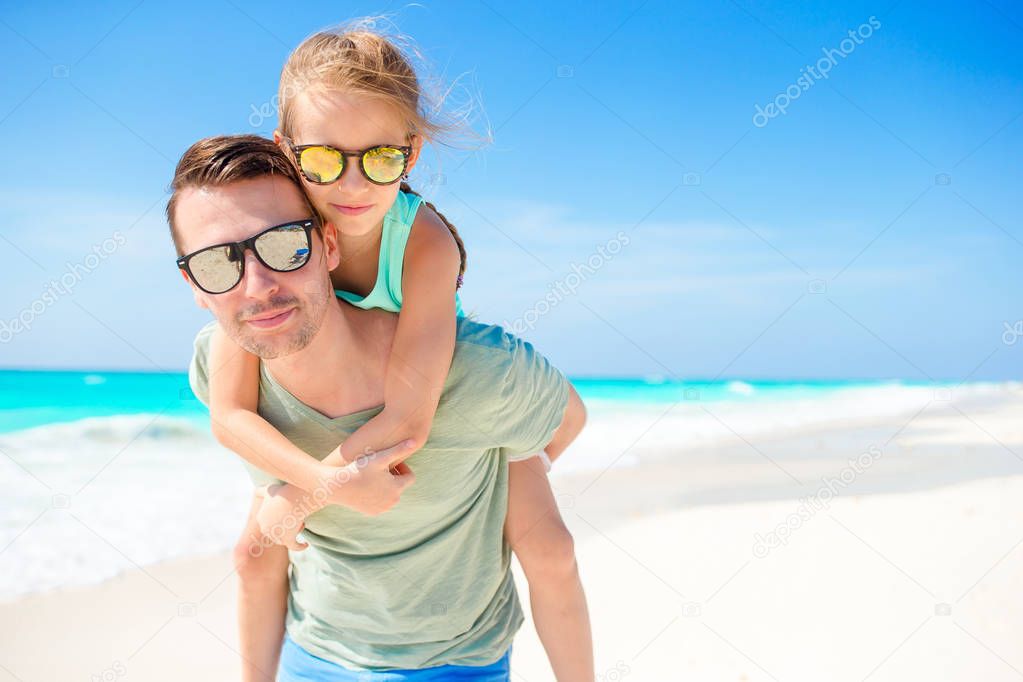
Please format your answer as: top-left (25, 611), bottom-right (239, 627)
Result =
top-left (282, 137), bottom-right (412, 186)
top-left (177, 219), bottom-right (317, 294)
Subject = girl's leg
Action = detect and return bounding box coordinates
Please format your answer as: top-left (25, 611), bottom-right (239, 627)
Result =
top-left (506, 457), bottom-right (594, 682)
top-left (232, 492), bottom-right (290, 682)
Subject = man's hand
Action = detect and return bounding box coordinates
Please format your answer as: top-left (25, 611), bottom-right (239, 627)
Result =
top-left (315, 439), bottom-right (418, 514)
top-left (255, 484), bottom-right (310, 551)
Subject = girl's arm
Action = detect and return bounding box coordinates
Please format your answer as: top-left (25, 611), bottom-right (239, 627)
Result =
top-left (312, 208), bottom-right (460, 464)
top-left (208, 325), bottom-right (329, 491)
top-left (358, 205), bottom-right (462, 450)
top-left (265, 208), bottom-right (461, 522)
top-left (209, 326), bottom-right (416, 527)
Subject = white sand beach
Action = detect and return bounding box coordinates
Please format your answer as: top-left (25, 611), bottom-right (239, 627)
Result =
top-left (2, 385), bottom-right (1022, 681)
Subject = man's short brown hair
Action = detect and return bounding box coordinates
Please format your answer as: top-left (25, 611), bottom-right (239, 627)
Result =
top-left (166, 134), bottom-right (319, 256)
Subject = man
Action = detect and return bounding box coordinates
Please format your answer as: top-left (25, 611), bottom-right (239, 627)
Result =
top-left (172, 134), bottom-right (586, 679)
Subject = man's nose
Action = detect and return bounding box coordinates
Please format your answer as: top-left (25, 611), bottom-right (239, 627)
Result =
top-left (241, 249), bottom-right (279, 300)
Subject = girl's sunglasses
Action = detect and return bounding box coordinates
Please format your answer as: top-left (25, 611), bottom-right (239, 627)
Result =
top-left (177, 219), bottom-right (316, 294)
top-left (283, 137), bottom-right (411, 186)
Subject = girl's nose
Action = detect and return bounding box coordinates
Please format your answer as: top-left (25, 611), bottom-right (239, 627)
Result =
top-left (335, 156), bottom-right (370, 194)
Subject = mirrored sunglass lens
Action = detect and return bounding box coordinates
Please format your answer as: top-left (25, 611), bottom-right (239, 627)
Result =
top-left (255, 225), bottom-right (311, 271)
top-left (300, 146), bottom-right (344, 183)
top-left (362, 147), bottom-right (405, 183)
top-left (189, 246), bottom-right (240, 293)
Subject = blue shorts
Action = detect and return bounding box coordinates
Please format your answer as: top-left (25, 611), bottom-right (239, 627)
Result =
top-left (277, 634), bottom-right (511, 681)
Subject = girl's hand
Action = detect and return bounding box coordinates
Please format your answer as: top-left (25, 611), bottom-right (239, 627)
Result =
top-left (316, 439), bottom-right (418, 511)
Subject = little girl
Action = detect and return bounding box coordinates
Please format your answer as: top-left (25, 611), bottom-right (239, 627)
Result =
top-left (208, 21), bottom-right (594, 681)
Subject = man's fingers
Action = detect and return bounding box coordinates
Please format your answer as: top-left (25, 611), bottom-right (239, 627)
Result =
top-left (254, 483), bottom-right (274, 498)
top-left (287, 525), bottom-right (308, 551)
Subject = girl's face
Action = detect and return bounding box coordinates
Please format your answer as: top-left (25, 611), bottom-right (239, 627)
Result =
top-left (276, 88), bottom-right (421, 239)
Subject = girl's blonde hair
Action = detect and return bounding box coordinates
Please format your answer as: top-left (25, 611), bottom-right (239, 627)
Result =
top-left (278, 17), bottom-right (481, 285)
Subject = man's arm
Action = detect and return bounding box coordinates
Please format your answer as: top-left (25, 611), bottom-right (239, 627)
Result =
top-left (543, 384), bottom-right (586, 463)
top-left (480, 328), bottom-right (576, 464)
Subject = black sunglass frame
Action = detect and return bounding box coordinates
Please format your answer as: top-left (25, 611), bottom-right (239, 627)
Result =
top-left (176, 219), bottom-right (317, 294)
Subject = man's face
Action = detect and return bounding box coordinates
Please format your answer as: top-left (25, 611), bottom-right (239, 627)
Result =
top-left (174, 175), bottom-right (340, 359)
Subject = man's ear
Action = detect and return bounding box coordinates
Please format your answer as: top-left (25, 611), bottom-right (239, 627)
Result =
top-left (321, 221), bottom-right (341, 272)
top-left (272, 130), bottom-right (284, 145)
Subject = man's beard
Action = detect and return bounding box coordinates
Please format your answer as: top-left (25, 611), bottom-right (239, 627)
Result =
top-left (229, 292), bottom-right (329, 360)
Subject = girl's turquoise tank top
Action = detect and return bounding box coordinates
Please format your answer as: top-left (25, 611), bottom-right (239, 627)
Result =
top-left (334, 191), bottom-right (466, 318)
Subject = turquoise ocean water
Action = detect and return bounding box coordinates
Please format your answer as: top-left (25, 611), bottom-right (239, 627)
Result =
top-left (0, 368), bottom-right (972, 599)
top-left (0, 368), bottom-right (933, 435)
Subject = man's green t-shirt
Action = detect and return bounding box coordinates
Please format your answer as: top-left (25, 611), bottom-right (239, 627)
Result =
top-left (189, 315), bottom-right (570, 670)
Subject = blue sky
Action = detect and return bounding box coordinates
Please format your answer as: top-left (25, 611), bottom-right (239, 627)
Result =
top-left (0, 0), bottom-right (1021, 380)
